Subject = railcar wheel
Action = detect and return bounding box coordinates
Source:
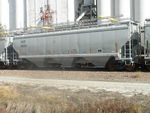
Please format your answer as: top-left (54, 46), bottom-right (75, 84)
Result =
top-left (105, 57), bottom-right (124, 71)
top-left (106, 65), bottom-right (115, 71)
top-left (105, 57), bottom-right (116, 71)
top-left (0, 62), bottom-right (6, 69)
top-left (125, 65), bottom-right (136, 71)
top-left (17, 59), bottom-right (37, 70)
top-left (146, 66), bottom-right (150, 71)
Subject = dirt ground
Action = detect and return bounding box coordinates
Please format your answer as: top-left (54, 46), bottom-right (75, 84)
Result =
top-left (0, 70), bottom-right (150, 82)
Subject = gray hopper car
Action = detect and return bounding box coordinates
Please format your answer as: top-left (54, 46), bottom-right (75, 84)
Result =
top-left (144, 20), bottom-right (150, 68)
top-left (10, 21), bottom-right (140, 70)
top-left (0, 37), bottom-right (18, 67)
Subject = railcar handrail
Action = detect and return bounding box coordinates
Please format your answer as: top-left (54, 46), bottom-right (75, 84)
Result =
top-left (9, 18), bottom-right (135, 36)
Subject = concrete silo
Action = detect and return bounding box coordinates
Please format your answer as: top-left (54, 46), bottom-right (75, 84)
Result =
top-left (26, 0), bottom-right (74, 26)
top-left (111, 0), bottom-right (131, 19)
top-left (27, 0), bottom-right (36, 26)
top-left (13, 0), bottom-right (27, 29)
top-left (68, 0), bottom-right (75, 22)
top-left (97, 0), bottom-right (111, 23)
top-left (24, 0), bottom-right (27, 28)
top-left (119, 0), bottom-right (130, 19)
top-left (1, 0), bottom-right (9, 29)
top-left (105, 0), bottom-right (142, 22)
top-left (8, 0), bottom-right (17, 30)
top-left (27, 0), bottom-right (52, 26)
top-left (1, 0), bottom-right (27, 29)
top-left (0, 0), bottom-right (1, 24)
top-left (111, 0), bottom-right (120, 18)
top-left (16, 0), bottom-right (24, 28)
top-left (140, 0), bottom-right (150, 23)
top-left (98, 0), bottom-right (111, 17)
top-left (49, 0), bottom-right (75, 24)
top-left (26, 0), bottom-right (46, 26)
top-left (130, 0), bottom-right (141, 22)
top-left (55, 0), bottom-right (69, 24)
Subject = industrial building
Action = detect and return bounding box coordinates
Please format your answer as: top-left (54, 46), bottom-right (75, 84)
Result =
top-left (0, 0), bottom-right (1, 23)
top-left (27, 0), bottom-right (75, 26)
top-left (0, 0), bottom-right (150, 29)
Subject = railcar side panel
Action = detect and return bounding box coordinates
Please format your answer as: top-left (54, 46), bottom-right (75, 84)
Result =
top-left (13, 23), bottom-right (137, 68)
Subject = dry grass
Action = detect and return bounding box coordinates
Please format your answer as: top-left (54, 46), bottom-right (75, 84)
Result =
top-left (0, 86), bottom-right (19, 104)
top-left (0, 85), bottom-right (147, 113)
top-left (0, 86), bottom-right (19, 113)
top-left (131, 72), bottom-right (142, 78)
top-left (0, 109), bottom-right (11, 113)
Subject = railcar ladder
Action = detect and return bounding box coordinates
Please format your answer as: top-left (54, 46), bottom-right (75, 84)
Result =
top-left (1, 44), bottom-right (19, 66)
top-left (122, 40), bottom-right (133, 64)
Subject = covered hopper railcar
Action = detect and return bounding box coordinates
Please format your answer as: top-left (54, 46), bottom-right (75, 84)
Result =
top-left (10, 21), bottom-right (140, 70)
top-left (143, 20), bottom-right (150, 70)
